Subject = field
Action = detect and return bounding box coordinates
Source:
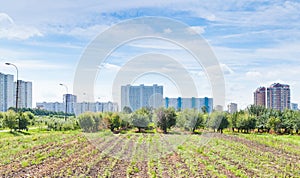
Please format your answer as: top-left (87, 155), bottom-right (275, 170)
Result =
top-left (0, 130), bottom-right (299, 177)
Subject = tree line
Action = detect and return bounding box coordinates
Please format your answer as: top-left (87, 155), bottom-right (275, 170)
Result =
top-left (1, 105), bottom-right (299, 134)
top-left (78, 105), bottom-right (300, 134)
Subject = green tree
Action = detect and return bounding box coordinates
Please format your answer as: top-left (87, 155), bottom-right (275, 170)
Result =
top-left (155, 107), bottom-right (176, 134)
top-left (3, 110), bottom-right (18, 131)
top-left (78, 112), bottom-right (95, 132)
top-left (19, 112), bottom-right (30, 131)
top-left (207, 112), bottom-right (229, 133)
top-left (131, 112), bottom-right (150, 132)
top-left (228, 112), bottom-right (238, 132)
top-left (178, 109), bottom-right (204, 133)
top-left (109, 113), bottom-right (121, 132)
top-left (267, 116), bottom-right (281, 133)
top-left (123, 106), bottom-right (132, 114)
top-left (201, 106), bottom-right (208, 114)
top-left (0, 112), bottom-right (4, 128)
top-left (292, 111), bottom-right (300, 134)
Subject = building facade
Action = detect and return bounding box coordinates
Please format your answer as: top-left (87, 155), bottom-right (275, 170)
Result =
top-left (37, 100), bottom-right (118, 115)
top-left (76, 101), bottom-right (118, 115)
top-left (121, 84), bottom-right (163, 111)
top-left (36, 102), bottom-right (64, 112)
top-left (227, 103), bottom-right (238, 114)
top-left (0, 72), bottom-right (14, 111)
top-left (63, 94), bottom-right (77, 114)
top-left (14, 80), bottom-right (32, 109)
top-left (254, 87), bottom-right (266, 107)
top-left (267, 83), bottom-right (290, 111)
top-left (291, 103), bottom-right (298, 111)
top-left (165, 97), bottom-right (213, 113)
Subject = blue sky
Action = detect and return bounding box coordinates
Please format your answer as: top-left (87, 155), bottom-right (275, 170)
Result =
top-left (0, 0), bottom-right (300, 109)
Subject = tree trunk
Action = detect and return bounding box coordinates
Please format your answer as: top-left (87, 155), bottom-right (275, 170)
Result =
top-left (138, 127), bottom-right (141, 133)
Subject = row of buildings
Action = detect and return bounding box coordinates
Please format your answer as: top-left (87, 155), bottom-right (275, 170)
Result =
top-left (228, 83), bottom-right (298, 114)
top-left (0, 72), bottom-right (32, 112)
top-left (36, 94), bottom-right (118, 115)
top-left (121, 84), bottom-right (213, 113)
top-left (254, 83), bottom-right (298, 111)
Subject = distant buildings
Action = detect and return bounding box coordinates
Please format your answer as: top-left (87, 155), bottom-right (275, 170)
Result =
top-left (0, 72), bottom-right (32, 111)
top-left (63, 94), bottom-right (77, 114)
top-left (254, 83), bottom-right (291, 111)
top-left (37, 99), bottom-right (118, 115)
top-left (214, 105), bottom-right (224, 112)
top-left (76, 101), bottom-right (118, 114)
top-left (267, 83), bottom-right (290, 111)
top-left (36, 102), bottom-right (64, 112)
top-left (227, 103), bottom-right (238, 114)
top-left (254, 87), bottom-right (266, 107)
top-left (121, 84), bottom-right (163, 111)
top-left (15, 80), bottom-right (32, 109)
top-left (291, 103), bottom-right (298, 111)
top-left (165, 97), bottom-right (213, 113)
top-left (0, 72), bottom-right (14, 111)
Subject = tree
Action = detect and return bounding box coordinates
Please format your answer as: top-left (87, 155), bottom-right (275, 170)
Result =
top-left (292, 111), bottom-right (300, 134)
top-left (155, 107), bottom-right (176, 134)
top-left (207, 112), bottom-right (229, 133)
top-left (123, 106), bottom-right (132, 114)
top-left (78, 112), bottom-right (95, 132)
top-left (201, 106), bottom-right (208, 114)
top-left (3, 110), bottom-right (17, 131)
top-left (18, 112), bottom-right (30, 131)
top-left (178, 109), bottom-right (204, 133)
top-left (228, 112), bottom-right (238, 132)
top-left (0, 112), bottom-right (4, 128)
top-left (267, 116), bottom-right (281, 133)
top-left (131, 112), bottom-right (150, 132)
top-left (109, 113), bottom-right (121, 132)
top-left (236, 112), bottom-right (256, 133)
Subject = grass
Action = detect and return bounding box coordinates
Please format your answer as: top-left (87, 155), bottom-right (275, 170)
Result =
top-left (0, 129), bottom-right (299, 177)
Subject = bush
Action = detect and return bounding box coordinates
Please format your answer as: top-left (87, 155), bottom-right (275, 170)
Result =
top-left (3, 110), bottom-right (17, 131)
top-left (78, 112), bottom-right (96, 132)
top-left (155, 107), bottom-right (176, 134)
top-left (131, 112), bottom-right (150, 132)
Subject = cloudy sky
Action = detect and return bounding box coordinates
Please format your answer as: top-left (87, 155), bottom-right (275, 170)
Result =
top-left (0, 0), bottom-right (300, 109)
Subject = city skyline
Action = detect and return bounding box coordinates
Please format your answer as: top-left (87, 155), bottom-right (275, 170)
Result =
top-left (1, 70), bottom-right (300, 111)
top-left (1, 1), bottom-right (300, 109)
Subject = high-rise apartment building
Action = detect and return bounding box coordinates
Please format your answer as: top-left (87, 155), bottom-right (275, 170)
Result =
top-left (0, 72), bottom-right (14, 111)
top-left (63, 94), bottom-right (77, 114)
top-left (254, 87), bottom-right (266, 107)
top-left (36, 102), bottom-right (64, 112)
top-left (121, 84), bottom-right (163, 111)
top-left (165, 97), bottom-right (213, 113)
top-left (14, 80), bottom-right (32, 109)
top-left (227, 103), bottom-right (238, 114)
top-left (267, 83), bottom-right (290, 111)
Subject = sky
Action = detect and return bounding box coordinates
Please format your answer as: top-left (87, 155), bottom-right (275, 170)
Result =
top-left (0, 0), bottom-right (300, 109)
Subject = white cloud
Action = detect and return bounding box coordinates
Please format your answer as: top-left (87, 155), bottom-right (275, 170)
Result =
top-left (0, 13), bottom-right (42, 40)
top-left (66, 25), bottom-right (110, 39)
top-left (246, 71), bottom-right (262, 79)
top-left (187, 26), bottom-right (206, 35)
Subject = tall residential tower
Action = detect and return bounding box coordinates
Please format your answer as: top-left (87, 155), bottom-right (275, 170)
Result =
top-left (121, 84), bottom-right (163, 111)
top-left (254, 87), bottom-right (266, 107)
top-left (267, 83), bottom-right (290, 111)
top-left (0, 72), bottom-right (14, 111)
